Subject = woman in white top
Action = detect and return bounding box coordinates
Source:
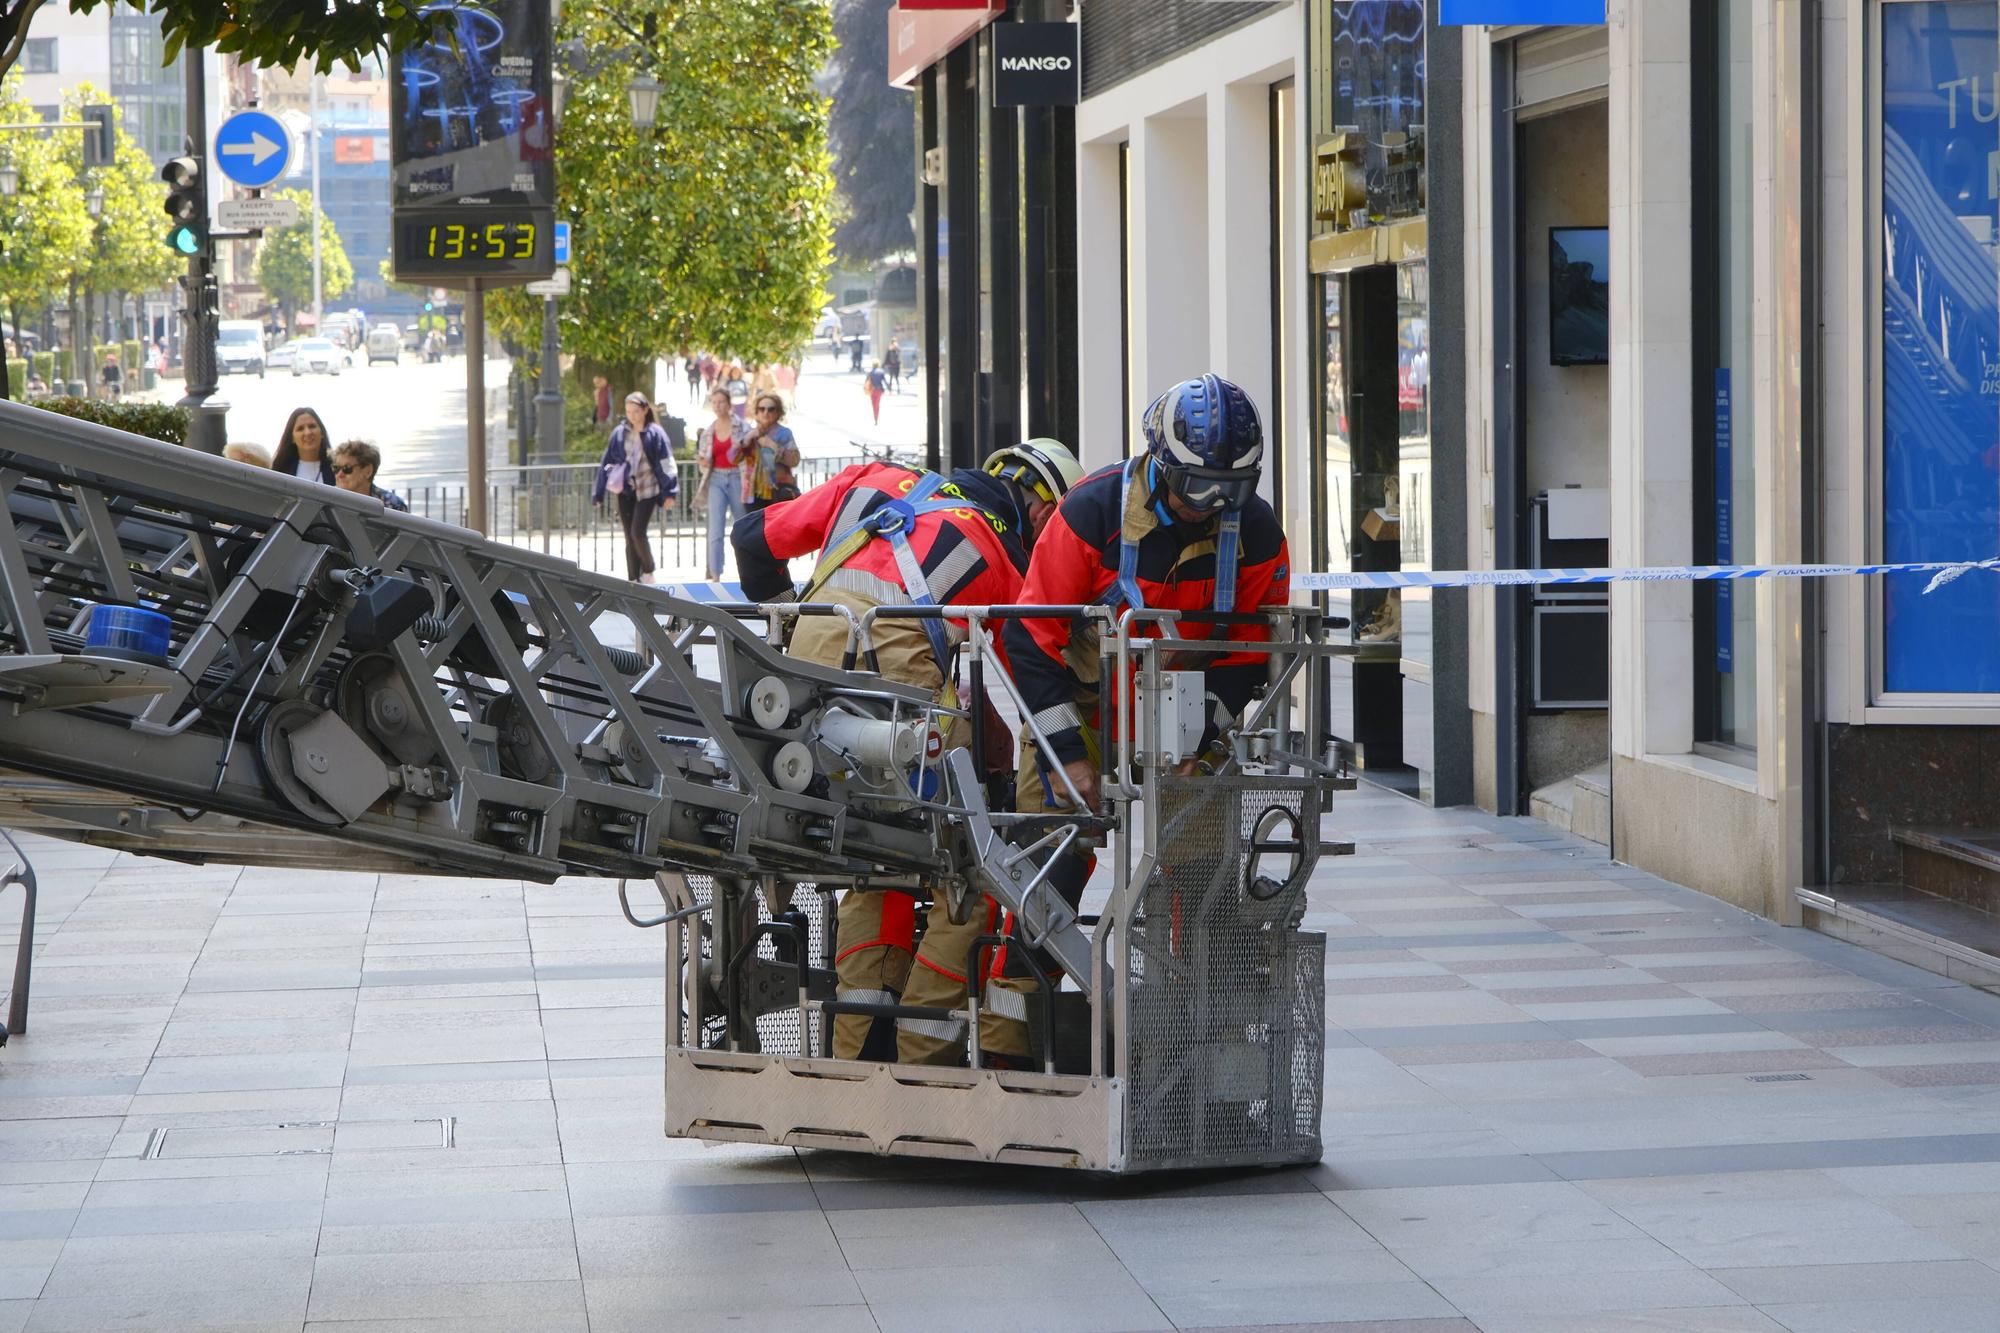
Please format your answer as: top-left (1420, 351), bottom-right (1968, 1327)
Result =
top-left (272, 407), bottom-right (335, 484)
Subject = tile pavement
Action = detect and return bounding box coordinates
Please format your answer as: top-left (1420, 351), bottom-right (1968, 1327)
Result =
top-left (3, 787), bottom-right (2000, 1330)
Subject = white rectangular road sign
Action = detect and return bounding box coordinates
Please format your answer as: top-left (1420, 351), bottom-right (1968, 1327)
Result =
top-left (216, 197), bottom-right (300, 230)
top-left (525, 268), bottom-right (571, 297)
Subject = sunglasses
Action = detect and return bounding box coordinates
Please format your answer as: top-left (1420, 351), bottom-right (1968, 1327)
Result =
top-left (333, 464), bottom-right (365, 477)
top-left (755, 404), bottom-right (780, 414)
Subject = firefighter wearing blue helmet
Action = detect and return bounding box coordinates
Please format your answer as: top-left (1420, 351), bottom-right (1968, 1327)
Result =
top-left (986, 374), bottom-right (1292, 1063)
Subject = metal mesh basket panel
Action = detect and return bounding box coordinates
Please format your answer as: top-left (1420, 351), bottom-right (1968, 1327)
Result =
top-left (1122, 777), bottom-right (1325, 1170)
top-left (680, 873), bottom-right (829, 1057)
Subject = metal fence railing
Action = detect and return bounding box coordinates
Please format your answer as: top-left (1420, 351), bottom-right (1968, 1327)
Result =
top-left (392, 450), bottom-right (914, 575)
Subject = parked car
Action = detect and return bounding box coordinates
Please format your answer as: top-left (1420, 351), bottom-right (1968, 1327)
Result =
top-left (215, 321), bottom-right (265, 378)
top-left (290, 338), bottom-right (344, 377)
top-left (366, 323), bottom-right (401, 366)
top-left (265, 340), bottom-right (299, 371)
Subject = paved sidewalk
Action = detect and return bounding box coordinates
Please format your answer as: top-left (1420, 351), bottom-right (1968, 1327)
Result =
top-left (4, 788), bottom-right (2000, 1331)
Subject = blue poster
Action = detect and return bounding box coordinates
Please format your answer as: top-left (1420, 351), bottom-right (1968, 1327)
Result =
top-left (1879, 3), bottom-right (2000, 694)
top-left (1715, 369), bottom-right (1733, 674)
top-left (1439, 0), bottom-right (1604, 24)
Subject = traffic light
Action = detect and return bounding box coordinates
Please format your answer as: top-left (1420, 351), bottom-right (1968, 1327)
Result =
top-left (423, 300), bottom-right (434, 312)
top-left (80, 104), bottom-right (113, 170)
top-left (160, 155), bottom-right (204, 255)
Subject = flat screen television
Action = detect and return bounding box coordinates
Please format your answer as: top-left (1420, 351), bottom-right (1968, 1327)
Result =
top-left (1549, 226), bottom-right (1609, 366)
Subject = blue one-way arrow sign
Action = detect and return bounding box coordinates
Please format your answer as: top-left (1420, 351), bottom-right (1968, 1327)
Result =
top-left (214, 110), bottom-right (291, 189)
top-left (554, 221), bottom-right (570, 265)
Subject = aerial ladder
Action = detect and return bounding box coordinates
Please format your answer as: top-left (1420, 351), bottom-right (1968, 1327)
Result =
top-left (0, 403), bottom-right (1353, 1171)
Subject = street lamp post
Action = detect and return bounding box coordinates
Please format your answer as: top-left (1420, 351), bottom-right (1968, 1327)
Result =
top-left (530, 68), bottom-right (661, 465)
top-left (533, 294), bottom-right (562, 463)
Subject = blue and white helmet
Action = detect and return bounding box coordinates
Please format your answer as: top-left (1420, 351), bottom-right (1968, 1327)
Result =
top-left (1141, 374), bottom-right (1264, 513)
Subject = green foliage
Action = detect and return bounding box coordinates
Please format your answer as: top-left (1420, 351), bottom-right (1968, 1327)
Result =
top-left (122, 339), bottom-right (143, 372)
top-left (0, 83), bottom-right (90, 320)
top-left (63, 84), bottom-right (180, 300)
top-left (828, 0), bottom-right (914, 263)
top-left (31, 396), bottom-right (189, 445)
top-left (5, 358), bottom-right (22, 397)
top-left (489, 0), bottom-right (836, 375)
top-left (10, 1), bottom-right (451, 78)
top-left (53, 346), bottom-right (71, 380)
top-left (254, 189), bottom-right (354, 314)
top-left (29, 350), bottom-right (51, 385)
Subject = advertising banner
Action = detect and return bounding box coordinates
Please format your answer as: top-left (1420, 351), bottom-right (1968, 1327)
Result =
top-left (1878, 1), bottom-right (2000, 693)
top-left (390, 0), bottom-right (556, 284)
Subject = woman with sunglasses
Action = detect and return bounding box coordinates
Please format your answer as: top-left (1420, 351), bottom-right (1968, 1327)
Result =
top-left (741, 393), bottom-right (800, 512)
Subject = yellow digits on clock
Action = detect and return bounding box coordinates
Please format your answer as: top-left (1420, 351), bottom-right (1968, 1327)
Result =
top-left (484, 222), bottom-right (504, 254)
top-left (513, 224), bottom-right (535, 258)
top-left (443, 225), bottom-right (464, 260)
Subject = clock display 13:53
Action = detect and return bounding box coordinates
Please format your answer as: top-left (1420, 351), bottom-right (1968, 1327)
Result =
top-left (425, 221), bottom-right (537, 260)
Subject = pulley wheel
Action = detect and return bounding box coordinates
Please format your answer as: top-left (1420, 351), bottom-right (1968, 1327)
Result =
top-left (336, 651), bottom-right (438, 767)
top-left (490, 692), bottom-right (555, 785)
top-left (254, 699), bottom-right (345, 826)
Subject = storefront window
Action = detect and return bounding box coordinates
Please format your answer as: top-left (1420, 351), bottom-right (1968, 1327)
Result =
top-left (1326, 0), bottom-right (1426, 225)
top-left (1398, 261), bottom-right (1431, 669)
top-left (1879, 1), bottom-right (2000, 695)
top-left (1321, 276), bottom-right (1350, 579)
top-left (1699, 0), bottom-right (1757, 750)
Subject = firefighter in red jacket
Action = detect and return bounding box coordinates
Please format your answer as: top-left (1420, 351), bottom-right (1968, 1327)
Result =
top-left (734, 439), bottom-right (1086, 1064)
top-left (990, 375), bottom-right (1290, 1061)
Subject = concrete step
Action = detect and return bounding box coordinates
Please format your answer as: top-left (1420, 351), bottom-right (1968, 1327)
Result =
top-left (1797, 883), bottom-right (2000, 989)
top-left (1894, 828), bottom-right (2000, 912)
top-left (1528, 765), bottom-right (1609, 848)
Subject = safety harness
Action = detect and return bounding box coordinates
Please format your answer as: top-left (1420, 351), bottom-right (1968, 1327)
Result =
top-left (801, 469), bottom-right (972, 674)
top-left (1104, 456), bottom-right (1242, 619)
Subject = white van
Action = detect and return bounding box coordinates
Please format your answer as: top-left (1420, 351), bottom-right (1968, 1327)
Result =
top-left (215, 321), bottom-right (265, 378)
top-left (366, 323), bottom-right (401, 366)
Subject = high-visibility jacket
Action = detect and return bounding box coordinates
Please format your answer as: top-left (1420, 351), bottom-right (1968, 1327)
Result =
top-left (1003, 458), bottom-right (1291, 766)
top-left (733, 462), bottom-right (1030, 646)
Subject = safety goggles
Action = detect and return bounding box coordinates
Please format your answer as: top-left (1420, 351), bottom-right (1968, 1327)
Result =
top-left (1164, 462), bottom-right (1259, 513)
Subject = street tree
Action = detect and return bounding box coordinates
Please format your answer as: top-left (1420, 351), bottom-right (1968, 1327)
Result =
top-left (827, 0), bottom-right (913, 263)
top-left (489, 0), bottom-right (836, 399)
top-left (0, 81), bottom-right (89, 380)
top-left (253, 187), bottom-right (353, 325)
top-left (64, 83), bottom-right (178, 384)
top-left (0, 1), bottom-right (456, 82)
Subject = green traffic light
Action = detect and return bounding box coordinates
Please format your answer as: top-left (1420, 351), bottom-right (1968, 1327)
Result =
top-left (423, 301), bottom-right (434, 312)
top-left (166, 225), bottom-right (201, 256)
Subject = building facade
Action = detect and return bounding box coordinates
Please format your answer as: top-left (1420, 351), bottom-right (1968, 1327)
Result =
top-left (1457, 1), bottom-right (2000, 971)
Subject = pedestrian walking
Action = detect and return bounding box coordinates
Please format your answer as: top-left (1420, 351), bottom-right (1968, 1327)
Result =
top-left (829, 331), bottom-right (843, 364)
top-left (684, 354), bottom-right (700, 404)
top-left (849, 337), bottom-right (864, 373)
top-left (742, 392), bottom-right (800, 512)
top-left (98, 352), bottom-right (122, 401)
top-left (865, 362), bottom-right (887, 425)
top-left (592, 374), bottom-right (612, 426)
top-left (331, 440), bottom-right (409, 512)
top-left (272, 407), bottom-right (335, 484)
top-left (700, 353), bottom-right (718, 393)
top-left (696, 387), bottom-right (753, 581)
top-left (721, 362), bottom-right (751, 421)
top-left (883, 343), bottom-right (902, 393)
top-left (591, 392), bottom-right (678, 583)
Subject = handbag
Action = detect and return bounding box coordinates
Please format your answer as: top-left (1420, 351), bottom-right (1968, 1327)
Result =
top-left (604, 461), bottom-right (629, 495)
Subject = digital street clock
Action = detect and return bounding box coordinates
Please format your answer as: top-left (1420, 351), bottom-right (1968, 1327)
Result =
top-left (392, 207), bottom-right (552, 280)
top-left (389, 1), bottom-right (555, 289)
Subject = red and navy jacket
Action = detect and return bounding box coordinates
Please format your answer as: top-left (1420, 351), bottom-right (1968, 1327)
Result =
top-left (1003, 460), bottom-right (1290, 766)
top-left (733, 462), bottom-right (1029, 617)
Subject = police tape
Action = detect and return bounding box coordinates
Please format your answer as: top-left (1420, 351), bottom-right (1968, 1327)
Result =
top-left (664, 559), bottom-right (1998, 610)
top-left (1293, 557), bottom-right (2000, 595)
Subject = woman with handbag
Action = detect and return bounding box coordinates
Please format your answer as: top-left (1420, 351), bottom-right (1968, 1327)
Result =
top-left (591, 391), bottom-right (678, 582)
top-left (742, 392), bottom-right (801, 513)
top-left (695, 387), bottom-right (752, 581)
